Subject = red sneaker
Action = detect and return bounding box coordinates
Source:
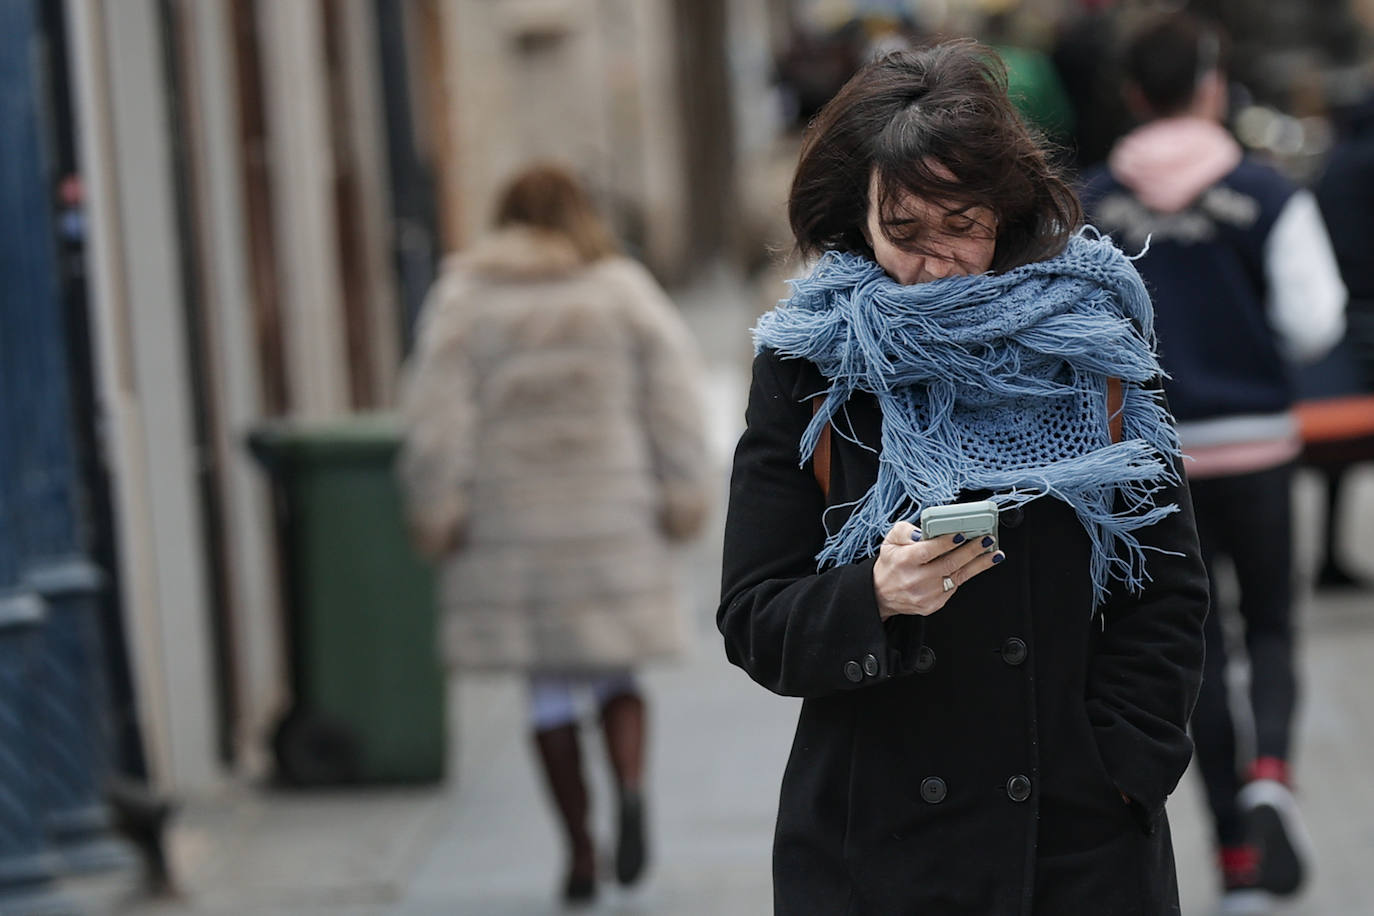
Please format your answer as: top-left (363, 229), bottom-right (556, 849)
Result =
top-left (1219, 844), bottom-right (1260, 891)
top-left (1246, 756), bottom-right (1292, 787)
top-left (1217, 845), bottom-right (1267, 914)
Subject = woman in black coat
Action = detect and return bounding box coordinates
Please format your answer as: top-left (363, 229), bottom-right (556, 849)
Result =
top-left (718, 42), bottom-right (1208, 915)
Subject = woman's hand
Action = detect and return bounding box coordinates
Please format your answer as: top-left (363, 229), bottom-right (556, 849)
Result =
top-left (873, 521), bottom-right (1005, 620)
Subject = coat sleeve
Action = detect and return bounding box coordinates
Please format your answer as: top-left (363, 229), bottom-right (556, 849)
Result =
top-left (1264, 189), bottom-right (1346, 364)
top-left (396, 268), bottom-right (479, 556)
top-left (1085, 414), bottom-right (1209, 829)
top-left (717, 349), bottom-right (901, 698)
top-left (619, 261), bottom-right (712, 541)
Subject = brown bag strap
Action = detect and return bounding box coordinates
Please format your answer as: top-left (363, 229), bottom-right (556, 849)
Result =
top-left (811, 396), bottom-right (831, 502)
top-left (810, 379), bottom-right (1123, 505)
top-left (1107, 376), bottom-right (1124, 445)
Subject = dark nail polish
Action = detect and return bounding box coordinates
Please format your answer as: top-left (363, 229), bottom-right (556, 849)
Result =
top-left (992, 552), bottom-right (1005, 564)
top-left (911, 531), bottom-right (922, 543)
top-left (952, 533), bottom-right (965, 544)
top-left (981, 536), bottom-right (994, 549)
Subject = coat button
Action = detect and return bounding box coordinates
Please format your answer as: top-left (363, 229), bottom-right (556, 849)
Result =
top-left (1001, 637), bottom-right (1028, 666)
top-left (920, 777), bottom-right (947, 804)
top-left (844, 660), bottom-right (863, 682)
top-left (1001, 506), bottom-right (1024, 528)
top-left (914, 646), bottom-right (936, 674)
top-left (1006, 774), bottom-right (1032, 803)
top-left (862, 653), bottom-right (880, 677)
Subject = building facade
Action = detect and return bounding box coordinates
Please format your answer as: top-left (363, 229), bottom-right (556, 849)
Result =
top-left (23, 0), bottom-right (774, 798)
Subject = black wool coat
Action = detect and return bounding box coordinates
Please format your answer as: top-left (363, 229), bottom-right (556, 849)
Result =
top-left (718, 350), bottom-right (1209, 915)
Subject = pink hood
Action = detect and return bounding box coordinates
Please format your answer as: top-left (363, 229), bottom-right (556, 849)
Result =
top-left (1108, 117), bottom-right (1243, 213)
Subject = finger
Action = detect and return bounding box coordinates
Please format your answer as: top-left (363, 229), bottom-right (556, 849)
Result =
top-left (911, 532), bottom-right (965, 561)
top-left (918, 576), bottom-right (960, 614)
top-left (933, 534), bottom-right (999, 573)
top-left (919, 530), bottom-right (995, 564)
top-left (951, 547), bottom-right (1007, 586)
top-left (884, 520), bottom-right (922, 546)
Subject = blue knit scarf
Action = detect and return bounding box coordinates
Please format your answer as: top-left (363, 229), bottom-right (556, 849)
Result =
top-left (753, 232), bottom-right (1183, 605)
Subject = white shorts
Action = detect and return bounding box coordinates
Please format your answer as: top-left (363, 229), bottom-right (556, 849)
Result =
top-left (528, 671), bottom-right (638, 731)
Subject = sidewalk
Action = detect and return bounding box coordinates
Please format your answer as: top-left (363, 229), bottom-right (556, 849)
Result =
top-left (63, 270), bottom-right (1374, 916)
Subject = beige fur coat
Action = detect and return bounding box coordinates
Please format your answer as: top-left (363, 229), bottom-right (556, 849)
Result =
top-left (398, 227), bottom-right (710, 671)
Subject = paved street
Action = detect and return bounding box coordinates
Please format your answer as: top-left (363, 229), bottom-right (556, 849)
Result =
top-left (64, 273), bottom-right (1374, 916)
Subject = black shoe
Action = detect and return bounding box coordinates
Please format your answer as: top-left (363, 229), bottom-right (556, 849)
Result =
top-left (1317, 561), bottom-right (1369, 591)
top-left (1239, 779), bottom-right (1312, 896)
top-left (616, 790), bottom-right (647, 886)
top-left (562, 871), bottom-right (596, 907)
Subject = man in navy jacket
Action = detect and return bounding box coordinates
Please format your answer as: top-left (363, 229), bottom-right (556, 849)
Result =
top-left (1079, 11), bottom-right (1346, 913)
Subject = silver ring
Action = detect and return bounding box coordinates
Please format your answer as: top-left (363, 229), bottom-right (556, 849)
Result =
top-left (942, 576), bottom-right (955, 593)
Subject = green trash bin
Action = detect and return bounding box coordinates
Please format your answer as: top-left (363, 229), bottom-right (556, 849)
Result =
top-left (248, 411), bottom-right (446, 786)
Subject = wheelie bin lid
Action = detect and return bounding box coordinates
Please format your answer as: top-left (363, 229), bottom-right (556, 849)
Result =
top-left (247, 411), bottom-right (406, 468)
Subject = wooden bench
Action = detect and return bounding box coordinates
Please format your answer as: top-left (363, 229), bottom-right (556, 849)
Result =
top-left (1295, 394), bottom-right (1374, 469)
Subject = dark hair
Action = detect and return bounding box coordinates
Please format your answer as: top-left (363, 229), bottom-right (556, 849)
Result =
top-left (788, 40), bottom-right (1082, 271)
top-left (1124, 12), bottom-right (1227, 118)
top-left (493, 163), bottom-right (619, 262)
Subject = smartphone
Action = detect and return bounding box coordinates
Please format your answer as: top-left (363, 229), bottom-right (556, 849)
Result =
top-left (918, 499), bottom-right (999, 551)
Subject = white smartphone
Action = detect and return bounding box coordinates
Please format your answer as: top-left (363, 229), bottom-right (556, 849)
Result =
top-left (918, 499), bottom-right (999, 551)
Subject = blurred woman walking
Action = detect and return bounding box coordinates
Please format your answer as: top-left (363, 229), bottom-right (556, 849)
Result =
top-left (399, 164), bottom-right (710, 906)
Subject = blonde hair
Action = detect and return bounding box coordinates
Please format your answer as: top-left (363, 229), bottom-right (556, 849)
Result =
top-left (493, 164), bottom-right (620, 262)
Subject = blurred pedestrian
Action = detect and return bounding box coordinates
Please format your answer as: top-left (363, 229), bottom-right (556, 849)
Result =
top-left (398, 164), bottom-right (710, 906)
top-left (1079, 12), bottom-right (1347, 911)
top-left (1306, 84), bottom-right (1374, 590)
top-left (982, 3), bottom-right (1077, 151)
top-left (1051, 0), bottom-right (1131, 174)
top-left (719, 41), bottom-right (1207, 914)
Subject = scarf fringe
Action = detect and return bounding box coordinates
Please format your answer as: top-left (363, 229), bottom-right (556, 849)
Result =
top-left (758, 232), bottom-right (1183, 607)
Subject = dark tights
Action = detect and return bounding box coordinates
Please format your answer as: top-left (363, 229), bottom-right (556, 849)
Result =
top-left (532, 691), bottom-right (646, 883)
